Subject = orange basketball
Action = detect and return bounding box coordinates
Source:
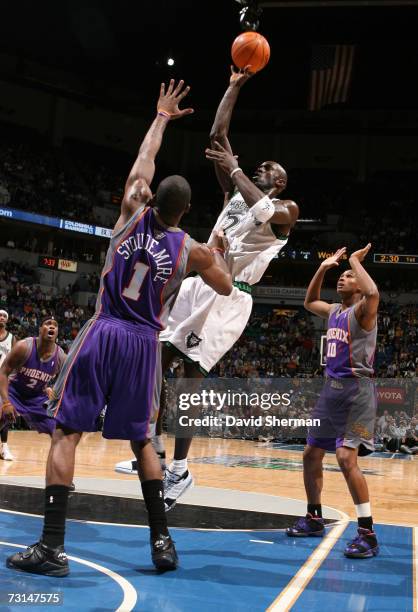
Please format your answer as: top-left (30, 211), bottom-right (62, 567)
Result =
top-left (231, 32), bottom-right (270, 73)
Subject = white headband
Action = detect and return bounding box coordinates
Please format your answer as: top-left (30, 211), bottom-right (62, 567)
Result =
top-left (0, 310), bottom-right (8, 321)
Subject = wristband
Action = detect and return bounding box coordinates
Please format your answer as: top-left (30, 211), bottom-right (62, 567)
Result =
top-left (230, 167), bottom-right (242, 179)
top-left (157, 109), bottom-right (171, 119)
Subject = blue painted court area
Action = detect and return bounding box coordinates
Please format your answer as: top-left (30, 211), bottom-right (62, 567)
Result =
top-left (0, 512), bottom-right (415, 611)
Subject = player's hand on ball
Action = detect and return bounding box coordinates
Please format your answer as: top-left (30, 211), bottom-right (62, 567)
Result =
top-left (205, 141), bottom-right (238, 175)
top-left (350, 243), bottom-right (371, 263)
top-left (1, 399), bottom-right (17, 423)
top-left (157, 79), bottom-right (194, 120)
top-left (229, 65), bottom-right (253, 87)
top-left (320, 247), bottom-right (347, 270)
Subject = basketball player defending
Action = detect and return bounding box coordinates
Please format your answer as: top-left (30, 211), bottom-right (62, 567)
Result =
top-left (0, 317), bottom-right (65, 440)
top-left (116, 67), bottom-right (299, 509)
top-left (286, 244), bottom-right (380, 558)
top-left (0, 310), bottom-right (16, 460)
top-left (6, 79), bottom-right (232, 577)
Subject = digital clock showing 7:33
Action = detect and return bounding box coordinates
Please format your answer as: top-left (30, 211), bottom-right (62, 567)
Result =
top-left (374, 253), bottom-right (418, 265)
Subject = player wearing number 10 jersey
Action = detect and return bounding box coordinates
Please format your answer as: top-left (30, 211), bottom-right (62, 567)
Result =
top-left (7, 80), bottom-right (232, 577)
top-left (287, 244), bottom-right (380, 559)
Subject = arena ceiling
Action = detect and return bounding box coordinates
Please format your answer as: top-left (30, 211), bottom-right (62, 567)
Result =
top-left (0, 0), bottom-right (417, 111)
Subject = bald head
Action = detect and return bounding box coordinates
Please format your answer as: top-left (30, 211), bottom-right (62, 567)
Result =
top-left (253, 161), bottom-right (287, 194)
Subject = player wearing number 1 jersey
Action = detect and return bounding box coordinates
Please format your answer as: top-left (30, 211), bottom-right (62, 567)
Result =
top-left (7, 79), bottom-right (232, 578)
top-left (287, 244), bottom-right (380, 559)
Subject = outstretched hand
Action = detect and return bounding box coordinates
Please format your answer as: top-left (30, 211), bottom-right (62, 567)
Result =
top-left (230, 65), bottom-right (254, 87)
top-left (205, 141), bottom-right (239, 175)
top-left (350, 243), bottom-right (372, 263)
top-left (320, 247), bottom-right (347, 270)
top-left (157, 79), bottom-right (194, 120)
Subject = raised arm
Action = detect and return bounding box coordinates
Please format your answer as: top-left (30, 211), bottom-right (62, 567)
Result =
top-left (304, 248), bottom-right (347, 318)
top-left (187, 237), bottom-right (232, 296)
top-left (209, 67), bottom-right (252, 195)
top-left (115, 80), bottom-right (193, 232)
top-left (349, 244), bottom-right (379, 331)
top-left (0, 340), bottom-right (29, 422)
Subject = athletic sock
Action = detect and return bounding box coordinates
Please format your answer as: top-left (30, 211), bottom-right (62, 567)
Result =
top-left (355, 502), bottom-right (373, 532)
top-left (42, 485), bottom-right (70, 549)
top-left (307, 504), bottom-right (322, 518)
top-left (358, 516), bottom-right (373, 531)
top-left (169, 458), bottom-right (187, 476)
top-left (151, 435), bottom-right (165, 454)
top-left (141, 479), bottom-right (168, 539)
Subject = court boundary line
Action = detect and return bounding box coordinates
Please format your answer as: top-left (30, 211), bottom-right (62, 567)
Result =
top-left (267, 511), bottom-right (350, 611)
top-left (0, 541), bottom-right (137, 612)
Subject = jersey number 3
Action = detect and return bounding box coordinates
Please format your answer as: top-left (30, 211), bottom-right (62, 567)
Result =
top-left (122, 262), bottom-right (149, 301)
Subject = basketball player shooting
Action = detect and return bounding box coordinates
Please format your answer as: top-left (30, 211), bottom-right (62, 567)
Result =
top-left (286, 244), bottom-right (380, 558)
top-left (6, 79), bottom-right (233, 577)
top-left (115, 66), bottom-right (299, 510)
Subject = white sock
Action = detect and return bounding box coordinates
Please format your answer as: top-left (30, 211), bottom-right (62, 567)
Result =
top-left (355, 502), bottom-right (371, 517)
top-left (151, 435), bottom-right (165, 454)
top-left (169, 459), bottom-right (188, 475)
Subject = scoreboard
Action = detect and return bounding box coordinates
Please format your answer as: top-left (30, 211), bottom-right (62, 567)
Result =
top-left (38, 256), bottom-right (78, 273)
top-left (373, 253), bottom-right (418, 265)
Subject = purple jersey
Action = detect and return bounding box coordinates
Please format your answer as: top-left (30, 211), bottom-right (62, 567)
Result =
top-left (325, 304), bottom-right (377, 379)
top-left (97, 206), bottom-right (192, 331)
top-left (9, 338), bottom-right (63, 398)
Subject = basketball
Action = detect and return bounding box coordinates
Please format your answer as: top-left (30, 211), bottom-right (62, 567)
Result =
top-left (231, 31), bottom-right (270, 73)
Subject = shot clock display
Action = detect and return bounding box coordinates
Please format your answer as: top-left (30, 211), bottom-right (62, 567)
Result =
top-left (38, 256), bottom-right (78, 273)
top-left (373, 254), bottom-right (418, 265)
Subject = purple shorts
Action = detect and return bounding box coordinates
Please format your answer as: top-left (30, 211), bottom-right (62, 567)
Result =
top-left (307, 378), bottom-right (376, 454)
top-left (0, 387), bottom-right (54, 435)
top-left (48, 314), bottom-right (161, 441)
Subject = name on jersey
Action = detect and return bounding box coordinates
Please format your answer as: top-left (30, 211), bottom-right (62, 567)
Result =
top-left (327, 328), bottom-right (349, 344)
top-left (117, 232), bottom-right (173, 283)
top-left (19, 366), bottom-right (53, 383)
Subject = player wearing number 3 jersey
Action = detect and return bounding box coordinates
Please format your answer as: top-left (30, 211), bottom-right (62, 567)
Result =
top-left (7, 80), bottom-right (232, 577)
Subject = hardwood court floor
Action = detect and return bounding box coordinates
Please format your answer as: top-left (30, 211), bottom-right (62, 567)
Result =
top-left (1, 431), bottom-right (417, 525)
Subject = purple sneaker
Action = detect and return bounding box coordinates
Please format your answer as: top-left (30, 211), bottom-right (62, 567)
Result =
top-left (286, 513), bottom-right (325, 537)
top-left (344, 528), bottom-right (379, 558)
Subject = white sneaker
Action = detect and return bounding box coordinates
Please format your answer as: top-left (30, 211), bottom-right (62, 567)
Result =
top-left (115, 449), bottom-right (166, 474)
top-left (0, 444), bottom-right (14, 461)
top-left (163, 468), bottom-right (194, 512)
top-left (114, 459), bottom-right (138, 474)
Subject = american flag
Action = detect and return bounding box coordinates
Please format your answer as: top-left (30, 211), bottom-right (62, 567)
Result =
top-left (308, 45), bottom-right (355, 111)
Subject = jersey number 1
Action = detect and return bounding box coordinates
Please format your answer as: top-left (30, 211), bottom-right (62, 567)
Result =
top-left (122, 262), bottom-right (149, 301)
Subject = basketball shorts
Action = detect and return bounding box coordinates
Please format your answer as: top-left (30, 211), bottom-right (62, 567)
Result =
top-left (159, 276), bottom-right (253, 374)
top-left (48, 313), bottom-right (161, 441)
top-left (307, 377), bottom-right (377, 454)
top-left (0, 387), bottom-right (55, 435)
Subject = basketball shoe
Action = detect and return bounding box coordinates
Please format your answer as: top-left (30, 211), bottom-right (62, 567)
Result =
top-left (163, 468), bottom-right (194, 512)
top-left (115, 450), bottom-right (166, 475)
top-left (286, 513), bottom-right (325, 537)
top-left (344, 528), bottom-right (379, 558)
top-left (0, 443), bottom-right (14, 461)
top-left (151, 533), bottom-right (178, 570)
top-left (6, 542), bottom-right (69, 577)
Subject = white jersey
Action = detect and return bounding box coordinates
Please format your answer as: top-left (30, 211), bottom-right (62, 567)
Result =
top-left (0, 331), bottom-right (13, 366)
top-left (208, 190), bottom-right (288, 285)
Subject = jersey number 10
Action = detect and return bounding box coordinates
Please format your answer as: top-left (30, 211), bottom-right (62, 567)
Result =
top-left (327, 342), bottom-right (337, 358)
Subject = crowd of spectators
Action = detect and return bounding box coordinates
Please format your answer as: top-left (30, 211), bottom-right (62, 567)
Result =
top-left (1, 126), bottom-right (418, 257)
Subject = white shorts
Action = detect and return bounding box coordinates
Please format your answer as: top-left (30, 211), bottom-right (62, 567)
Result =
top-left (160, 276), bottom-right (253, 374)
